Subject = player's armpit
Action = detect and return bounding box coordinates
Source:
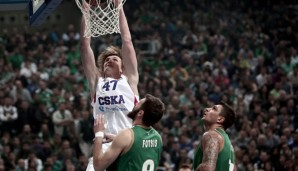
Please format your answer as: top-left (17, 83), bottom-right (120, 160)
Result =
top-left (195, 131), bottom-right (223, 171)
top-left (103, 133), bottom-right (116, 143)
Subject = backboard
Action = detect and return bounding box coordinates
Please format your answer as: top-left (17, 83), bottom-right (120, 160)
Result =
top-left (0, 0), bottom-right (63, 26)
top-left (29, 0), bottom-right (63, 26)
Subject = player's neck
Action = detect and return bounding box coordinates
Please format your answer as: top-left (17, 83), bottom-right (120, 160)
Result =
top-left (205, 124), bottom-right (224, 132)
top-left (134, 123), bottom-right (151, 129)
top-left (104, 73), bottom-right (121, 79)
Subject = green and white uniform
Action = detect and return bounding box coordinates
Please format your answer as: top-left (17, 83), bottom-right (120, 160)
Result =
top-left (115, 125), bottom-right (162, 171)
top-left (193, 128), bottom-right (235, 171)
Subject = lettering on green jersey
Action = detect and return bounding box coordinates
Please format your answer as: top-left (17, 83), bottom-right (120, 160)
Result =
top-left (142, 139), bottom-right (157, 148)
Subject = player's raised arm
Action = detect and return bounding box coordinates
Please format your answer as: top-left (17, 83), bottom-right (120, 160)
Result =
top-left (195, 131), bottom-right (223, 171)
top-left (118, 5), bottom-right (139, 96)
top-left (80, 11), bottom-right (99, 98)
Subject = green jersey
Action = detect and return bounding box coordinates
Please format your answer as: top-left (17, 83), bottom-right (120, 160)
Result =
top-left (193, 128), bottom-right (235, 171)
top-left (115, 125), bottom-right (163, 171)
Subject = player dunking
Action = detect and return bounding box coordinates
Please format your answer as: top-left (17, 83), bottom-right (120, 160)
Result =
top-left (192, 102), bottom-right (236, 171)
top-left (80, 2), bottom-right (139, 171)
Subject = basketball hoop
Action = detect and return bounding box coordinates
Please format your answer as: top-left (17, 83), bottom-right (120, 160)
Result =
top-left (75, 0), bottom-right (126, 37)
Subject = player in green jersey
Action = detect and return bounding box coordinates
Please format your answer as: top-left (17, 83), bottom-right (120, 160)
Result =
top-left (193, 101), bottom-right (236, 171)
top-left (92, 94), bottom-right (165, 171)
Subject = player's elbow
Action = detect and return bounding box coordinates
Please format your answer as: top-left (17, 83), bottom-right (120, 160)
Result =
top-left (121, 36), bottom-right (133, 44)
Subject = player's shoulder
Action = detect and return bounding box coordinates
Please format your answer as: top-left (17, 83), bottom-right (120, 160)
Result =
top-left (117, 128), bottom-right (134, 139)
top-left (113, 128), bottom-right (134, 151)
top-left (153, 128), bottom-right (162, 137)
top-left (202, 129), bottom-right (224, 141)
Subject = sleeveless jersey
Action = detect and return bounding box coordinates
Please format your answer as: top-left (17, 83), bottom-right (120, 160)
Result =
top-left (115, 126), bottom-right (163, 171)
top-left (92, 75), bottom-right (138, 151)
top-left (86, 75), bottom-right (139, 171)
top-left (193, 128), bottom-right (235, 171)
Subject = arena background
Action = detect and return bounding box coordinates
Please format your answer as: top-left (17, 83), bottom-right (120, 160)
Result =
top-left (0, 0), bottom-right (298, 171)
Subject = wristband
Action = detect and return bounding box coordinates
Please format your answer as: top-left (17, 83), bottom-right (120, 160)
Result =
top-left (95, 131), bottom-right (104, 138)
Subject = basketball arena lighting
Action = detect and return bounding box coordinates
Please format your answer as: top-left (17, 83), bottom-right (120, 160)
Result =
top-left (29, 0), bottom-right (63, 26)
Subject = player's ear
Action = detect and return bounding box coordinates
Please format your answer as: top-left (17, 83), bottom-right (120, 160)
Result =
top-left (137, 110), bottom-right (144, 116)
top-left (217, 116), bottom-right (225, 124)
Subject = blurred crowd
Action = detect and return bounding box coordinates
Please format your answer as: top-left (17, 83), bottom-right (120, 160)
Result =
top-left (1, 0), bottom-right (298, 171)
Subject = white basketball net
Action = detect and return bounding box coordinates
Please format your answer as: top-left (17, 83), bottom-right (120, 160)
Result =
top-left (75, 0), bottom-right (126, 37)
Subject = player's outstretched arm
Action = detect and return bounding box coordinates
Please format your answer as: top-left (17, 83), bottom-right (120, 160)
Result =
top-left (195, 131), bottom-right (223, 171)
top-left (118, 5), bottom-right (139, 96)
top-left (80, 11), bottom-right (99, 98)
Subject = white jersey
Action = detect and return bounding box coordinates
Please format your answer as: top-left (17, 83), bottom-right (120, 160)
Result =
top-left (92, 75), bottom-right (138, 146)
top-left (87, 75), bottom-right (138, 171)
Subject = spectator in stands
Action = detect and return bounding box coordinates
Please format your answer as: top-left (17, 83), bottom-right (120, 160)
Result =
top-left (19, 124), bottom-right (35, 144)
top-left (20, 59), bottom-right (37, 79)
top-left (0, 96), bottom-right (18, 135)
top-left (24, 151), bottom-right (43, 171)
top-left (15, 158), bottom-right (26, 171)
top-left (34, 80), bottom-right (53, 112)
top-left (52, 102), bottom-right (74, 140)
top-left (10, 79), bottom-right (32, 104)
top-left (78, 110), bottom-right (94, 158)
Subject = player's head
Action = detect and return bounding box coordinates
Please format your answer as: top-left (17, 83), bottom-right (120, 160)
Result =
top-left (58, 102), bottom-right (66, 111)
top-left (4, 96), bottom-right (13, 106)
top-left (202, 101), bottom-right (235, 130)
top-left (97, 46), bottom-right (123, 77)
top-left (178, 164), bottom-right (192, 171)
top-left (127, 94), bottom-right (165, 126)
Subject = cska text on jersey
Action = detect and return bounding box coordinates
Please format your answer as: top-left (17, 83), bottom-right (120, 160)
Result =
top-left (98, 95), bottom-right (125, 105)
